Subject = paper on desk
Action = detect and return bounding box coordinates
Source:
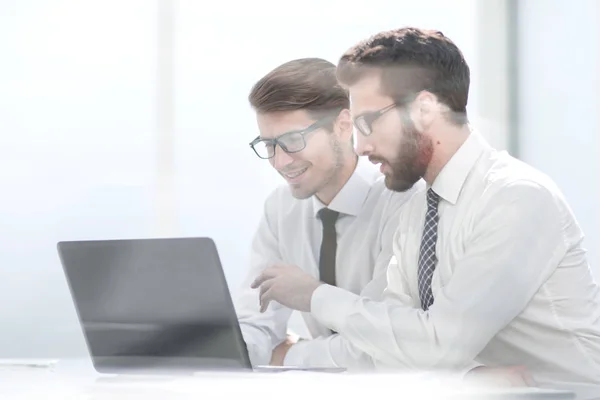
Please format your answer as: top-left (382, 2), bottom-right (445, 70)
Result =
top-left (0, 359), bottom-right (58, 370)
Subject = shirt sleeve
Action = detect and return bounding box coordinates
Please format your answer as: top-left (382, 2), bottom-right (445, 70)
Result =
top-left (234, 189), bottom-right (292, 366)
top-left (310, 180), bottom-right (568, 371)
top-left (283, 189), bottom-right (417, 368)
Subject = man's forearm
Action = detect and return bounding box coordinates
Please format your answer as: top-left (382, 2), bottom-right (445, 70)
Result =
top-left (239, 323), bottom-right (276, 366)
top-left (283, 335), bottom-right (377, 370)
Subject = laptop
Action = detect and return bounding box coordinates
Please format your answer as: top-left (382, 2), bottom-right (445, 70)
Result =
top-left (57, 237), bottom-right (344, 375)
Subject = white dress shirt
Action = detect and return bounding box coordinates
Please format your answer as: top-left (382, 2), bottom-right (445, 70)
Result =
top-left (234, 157), bottom-right (421, 367)
top-left (311, 132), bottom-right (600, 399)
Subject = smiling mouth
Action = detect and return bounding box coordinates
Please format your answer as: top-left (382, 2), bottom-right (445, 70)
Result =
top-left (283, 167), bottom-right (308, 179)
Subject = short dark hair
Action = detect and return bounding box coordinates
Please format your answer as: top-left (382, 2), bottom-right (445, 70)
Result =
top-left (337, 27), bottom-right (470, 125)
top-left (249, 58), bottom-right (349, 119)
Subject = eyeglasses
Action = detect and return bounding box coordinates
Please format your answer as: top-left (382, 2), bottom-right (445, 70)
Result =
top-left (249, 116), bottom-right (335, 160)
top-left (353, 103), bottom-right (399, 136)
top-left (352, 90), bottom-right (426, 136)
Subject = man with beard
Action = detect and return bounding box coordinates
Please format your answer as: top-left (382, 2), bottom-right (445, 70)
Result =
top-left (236, 57), bottom-right (420, 368)
top-left (251, 28), bottom-right (600, 398)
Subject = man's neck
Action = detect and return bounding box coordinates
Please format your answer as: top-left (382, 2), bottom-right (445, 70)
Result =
top-left (423, 124), bottom-right (471, 186)
top-left (316, 154), bottom-right (358, 206)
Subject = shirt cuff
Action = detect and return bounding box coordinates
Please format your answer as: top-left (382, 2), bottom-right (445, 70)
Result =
top-left (283, 340), bottom-right (306, 367)
top-left (311, 284), bottom-right (360, 332)
top-left (283, 338), bottom-right (337, 368)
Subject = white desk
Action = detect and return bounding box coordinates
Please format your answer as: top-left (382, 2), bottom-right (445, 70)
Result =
top-left (0, 359), bottom-right (576, 400)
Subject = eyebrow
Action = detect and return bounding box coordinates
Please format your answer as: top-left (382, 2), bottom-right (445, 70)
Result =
top-left (259, 126), bottom-right (308, 141)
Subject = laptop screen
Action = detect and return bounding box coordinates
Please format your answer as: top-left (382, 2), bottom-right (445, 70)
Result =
top-left (58, 237), bottom-right (251, 373)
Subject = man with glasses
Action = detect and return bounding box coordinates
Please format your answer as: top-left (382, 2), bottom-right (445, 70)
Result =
top-left (235, 58), bottom-right (420, 368)
top-left (251, 28), bottom-right (600, 397)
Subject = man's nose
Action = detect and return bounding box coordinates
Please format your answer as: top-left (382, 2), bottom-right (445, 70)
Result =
top-left (354, 134), bottom-right (374, 156)
top-left (271, 146), bottom-right (294, 170)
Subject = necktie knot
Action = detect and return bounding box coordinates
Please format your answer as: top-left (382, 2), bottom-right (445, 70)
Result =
top-left (426, 188), bottom-right (441, 210)
top-left (318, 208), bottom-right (339, 226)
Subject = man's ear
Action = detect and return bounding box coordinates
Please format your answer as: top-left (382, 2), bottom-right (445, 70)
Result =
top-left (411, 91), bottom-right (437, 131)
top-left (334, 109), bottom-right (353, 141)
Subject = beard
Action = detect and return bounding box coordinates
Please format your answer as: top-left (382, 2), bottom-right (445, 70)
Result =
top-left (372, 112), bottom-right (433, 192)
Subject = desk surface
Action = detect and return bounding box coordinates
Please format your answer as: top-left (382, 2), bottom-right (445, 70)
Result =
top-left (0, 359), bottom-right (576, 400)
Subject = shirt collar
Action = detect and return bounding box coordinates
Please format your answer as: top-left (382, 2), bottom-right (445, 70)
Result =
top-left (312, 156), bottom-right (380, 217)
top-left (431, 130), bottom-right (490, 205)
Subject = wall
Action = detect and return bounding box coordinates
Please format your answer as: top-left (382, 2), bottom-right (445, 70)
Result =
top-left (0, 0), bottom-right (486, 357)
top-left (516, 0), bottom-right (600, 276)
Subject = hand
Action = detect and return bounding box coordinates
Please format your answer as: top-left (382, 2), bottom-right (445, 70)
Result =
top-left (270, 335), bottom-right (298, 366)
top-left (464, 365), bottom-right (537, 388)
top-left (251, 264), bottom-right (322, 313)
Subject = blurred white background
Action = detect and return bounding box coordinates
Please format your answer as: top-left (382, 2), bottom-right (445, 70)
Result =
top-left (0, 0), bottom-right (597, 358)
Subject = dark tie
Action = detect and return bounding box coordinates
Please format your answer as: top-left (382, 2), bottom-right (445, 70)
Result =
top-left (417, 188), bottom-right (441, 311)
top-left (317, 208), bottom-right (339, 287)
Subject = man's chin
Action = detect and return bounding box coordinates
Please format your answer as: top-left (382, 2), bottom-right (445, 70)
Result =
top-left (384, 175), bottom-right (416, 192)
top-left (289, 185), bottom-right (315, 200)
